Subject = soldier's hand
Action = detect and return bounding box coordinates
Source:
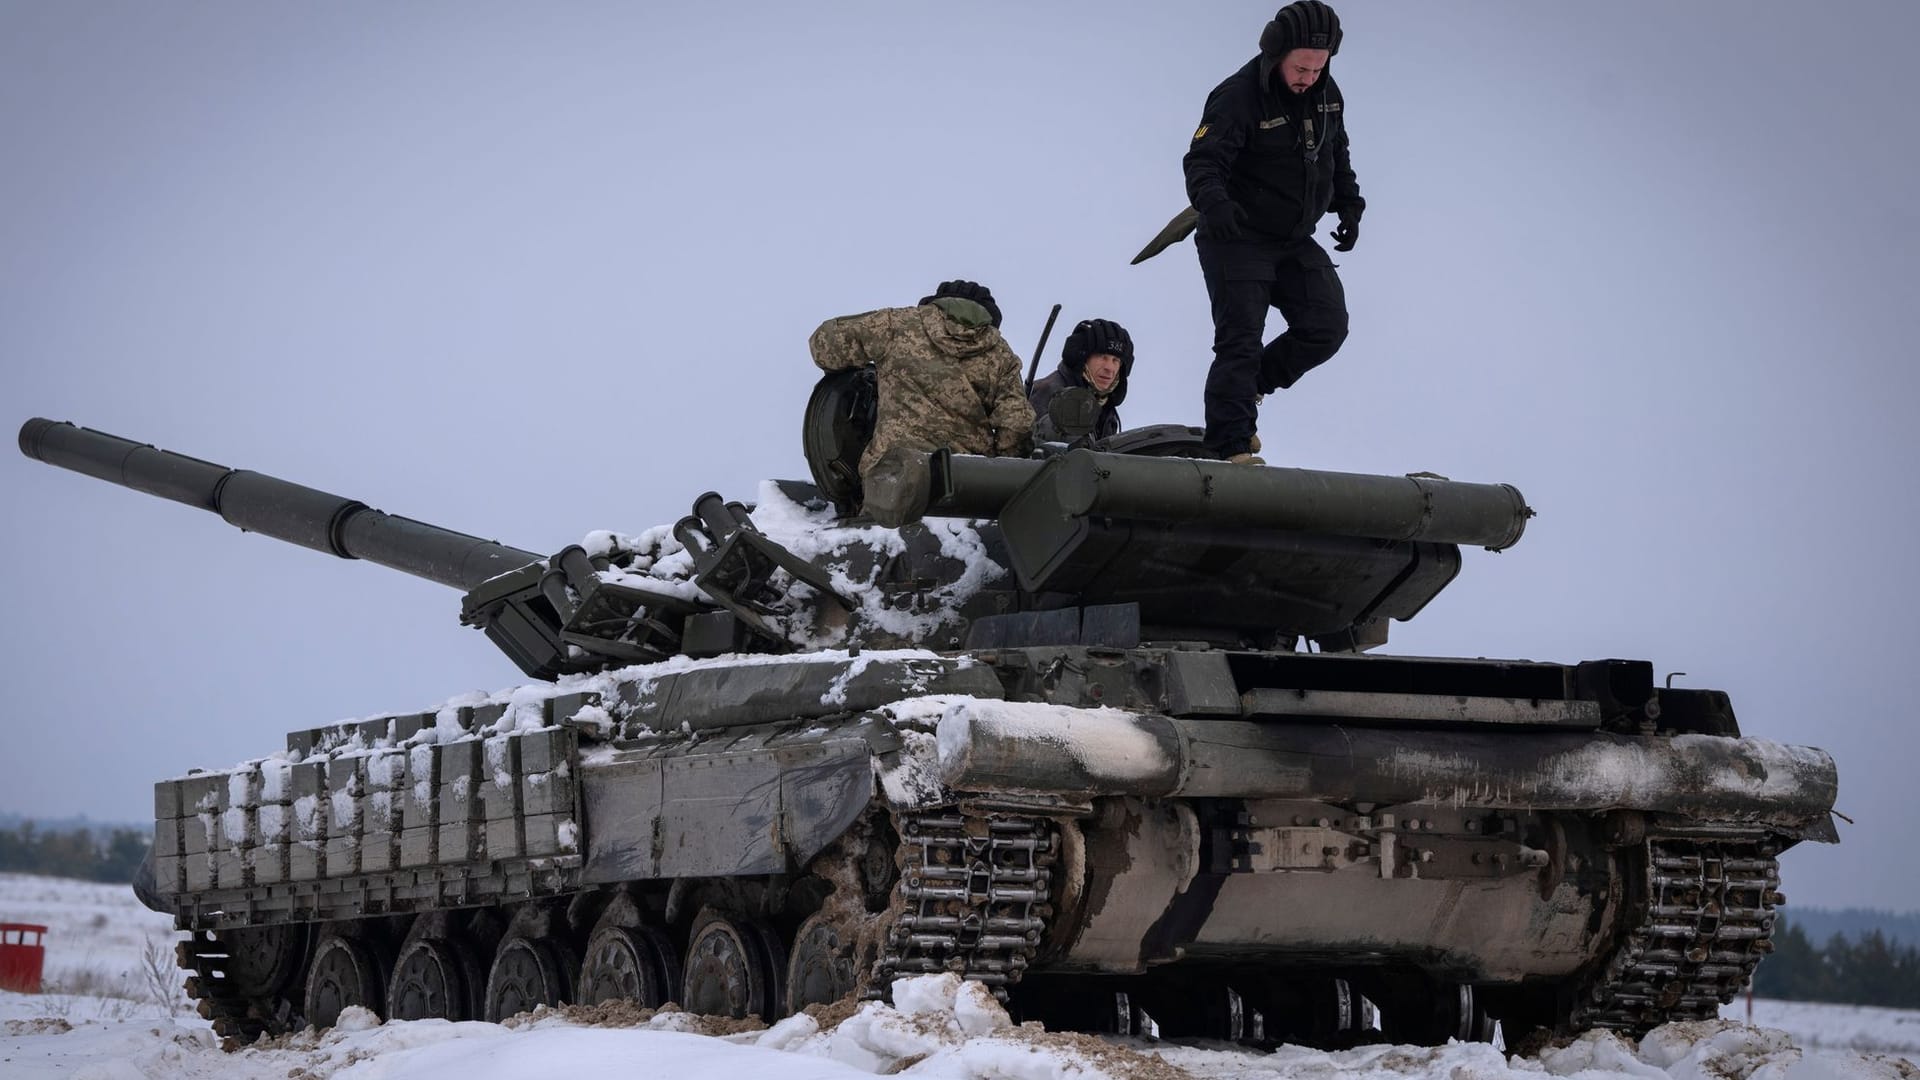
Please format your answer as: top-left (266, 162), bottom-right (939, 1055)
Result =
top-left (1197, 201), bottom-right (1247, 242)
top-left (1330, 208), bottom-right (1361, 252)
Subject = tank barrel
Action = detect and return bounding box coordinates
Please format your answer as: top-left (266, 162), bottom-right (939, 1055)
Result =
top-left (19, 418), bottom-right (542, 590)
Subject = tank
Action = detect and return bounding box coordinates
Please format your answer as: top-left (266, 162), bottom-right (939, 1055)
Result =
top-left (18, 412), bottom-right (1839, 1052)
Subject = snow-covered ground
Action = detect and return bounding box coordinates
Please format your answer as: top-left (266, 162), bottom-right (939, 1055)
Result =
top-left (1739, 998), bottom-right (1920, 1057)
top-left (4, 871), bottom-right (1915, 1080)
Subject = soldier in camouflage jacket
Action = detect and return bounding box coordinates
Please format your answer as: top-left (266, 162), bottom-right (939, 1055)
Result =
top-left (809, 285), bottom-right (1035, 482)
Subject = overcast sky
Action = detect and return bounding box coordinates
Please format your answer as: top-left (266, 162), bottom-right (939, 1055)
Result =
top-left (3, 2), bottom-right (1916, 910)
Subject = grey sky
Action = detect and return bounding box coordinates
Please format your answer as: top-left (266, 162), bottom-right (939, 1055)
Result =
top-left (3, 2), bottom-right (1915, 909)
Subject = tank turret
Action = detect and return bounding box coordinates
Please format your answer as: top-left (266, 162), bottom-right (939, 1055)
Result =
top-left (21, 416), bottom-right (1534, 669)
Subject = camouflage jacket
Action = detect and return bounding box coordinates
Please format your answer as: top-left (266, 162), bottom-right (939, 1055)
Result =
top-left (810, 298), bottom-right (1035, 478)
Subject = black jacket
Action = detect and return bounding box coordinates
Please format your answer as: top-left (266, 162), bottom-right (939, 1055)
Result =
top-left (1029, 362), bottom-right (1126, 443)
top-left (1183, 57), bottom-right (1362, 242)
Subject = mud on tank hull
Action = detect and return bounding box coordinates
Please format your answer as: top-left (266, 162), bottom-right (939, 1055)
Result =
top-left (152, 646), bottom-right (1836, 1050)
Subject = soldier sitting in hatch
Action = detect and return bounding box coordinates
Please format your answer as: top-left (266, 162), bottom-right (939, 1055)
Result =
top-left (809, 279), bottom-right (1035, 484)
top-left (1028, 318), bottom-right (1134, 444)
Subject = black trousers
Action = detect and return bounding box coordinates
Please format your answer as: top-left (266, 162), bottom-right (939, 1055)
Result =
top-left (1196, 234), bottom-right (1349, 456)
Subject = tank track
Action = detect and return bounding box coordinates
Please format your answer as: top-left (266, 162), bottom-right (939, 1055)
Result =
top-left (1576, 833), bottom-right (1782, 1033)
top-left (877, 812), bottom-right (1056, 998)
top-left (177, 929), bottom-right (293, 1049)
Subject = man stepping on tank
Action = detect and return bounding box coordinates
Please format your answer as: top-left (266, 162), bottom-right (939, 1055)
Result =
top-left (809, 279), bottom-right (1036, 486)
top-left (1028, 318), bottom-right (1134, 444)
top-left (1137, 2), bottom-right (1363, 465)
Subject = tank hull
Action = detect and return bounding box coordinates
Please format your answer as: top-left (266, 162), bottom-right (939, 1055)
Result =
top-left (146, 645), bottom-right (1831, 1049)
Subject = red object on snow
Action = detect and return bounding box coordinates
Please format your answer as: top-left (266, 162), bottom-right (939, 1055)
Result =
top-left (0, 923), bottom-right (49, 993)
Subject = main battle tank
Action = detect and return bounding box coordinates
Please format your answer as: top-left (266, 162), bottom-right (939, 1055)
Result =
top-left (18, 410), bottom-right (1838, 1052)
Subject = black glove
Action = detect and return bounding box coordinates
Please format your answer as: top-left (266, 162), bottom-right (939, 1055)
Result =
top-left (1197, 201), bottom-right (1247, 242)
top-left (1330, 207), bottom-right (1361, 252)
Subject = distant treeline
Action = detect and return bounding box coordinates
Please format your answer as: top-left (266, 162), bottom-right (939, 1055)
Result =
top-left (1754, 918), bottom-right (1920, 1008)
top-left (1775, 908), bottom-right (1920, 951)
top-left (0, 821), bottom-right (149, 883)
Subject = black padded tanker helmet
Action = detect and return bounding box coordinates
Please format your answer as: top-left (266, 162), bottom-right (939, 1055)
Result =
top-left (1260, 0), bottom-right (1342, 57)
top-left (1060, 318), bottom-right (1135, 379)
top-left (919, 280), bottom-right (1003, 328)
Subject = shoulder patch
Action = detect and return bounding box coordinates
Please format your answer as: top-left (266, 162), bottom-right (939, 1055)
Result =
top-left (1192, 123), bottom-right (1209, 141)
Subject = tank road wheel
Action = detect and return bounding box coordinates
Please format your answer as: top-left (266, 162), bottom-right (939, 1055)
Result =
top-left (786, 912), bottom-right (858, 1011)
top-left (484, 936), bottom-right (572, 1022)
top-left (1480, 982), bottom-right (1575, 1054)
top-left (305, 934), bottom-right (387, 1030)
top-left (1004, 975), bottom-right (1137, 1035)
top-left (1241, 975), bottom-right (1364, 1049)
top-left (212, 924), bottom-right (305, 998)
top-left (1134, 977), bottom-right (1241, 1041)
top-left (1446, 983), bottom-right (1496, 1044)
top-left (580, 924), bottom-right (680, 1009)
top-left (1379, 979), bottom-right (1494, 1047)
top-left (682, 912), bottom-right (784, 1020)
top-left (388, 939), bottom-right (476, 1021)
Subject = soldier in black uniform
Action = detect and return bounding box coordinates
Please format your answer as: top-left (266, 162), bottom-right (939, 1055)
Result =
top-left (1185, 1), bottom-right (1362, 464)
